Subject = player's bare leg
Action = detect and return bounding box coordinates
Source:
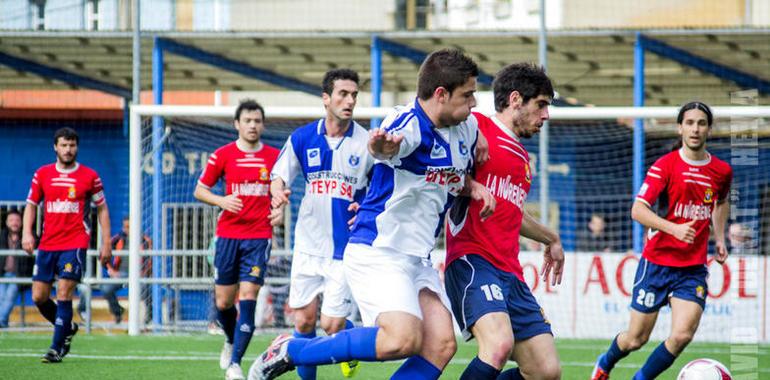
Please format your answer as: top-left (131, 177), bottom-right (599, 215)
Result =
top-left (414, 289), bottom-right (457, 370)
top-left (632, 298), bottom-right (702, 379)
top-left (592, 309), bottom-right (657, 379)
top-left (472, 312), bottom-right (514, 370)
top-left (374, 311), bottom-right (423, 359)
top-left (511, 333), bottom-right (561, 380)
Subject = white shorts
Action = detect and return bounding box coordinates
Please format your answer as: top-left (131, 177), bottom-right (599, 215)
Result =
top-left (343, 243), bottom-right (451, 327)
top-left (288, 252), bottom-right (353, 318)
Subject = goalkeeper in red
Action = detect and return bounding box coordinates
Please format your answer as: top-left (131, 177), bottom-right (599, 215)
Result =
top-left (592, 101), bottom-right (732, 380)
top-left (445, 63), bottom-right (564, 380)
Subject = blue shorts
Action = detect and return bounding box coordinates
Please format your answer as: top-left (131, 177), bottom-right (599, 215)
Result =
top-left (33, 248), bottom-right (87, 283)
top-left (445, 254), bottom-right (552, 342)
top-left (214, 238), bottom-right (271, 286)
top-left (631, 257), bottom-right (708, 313)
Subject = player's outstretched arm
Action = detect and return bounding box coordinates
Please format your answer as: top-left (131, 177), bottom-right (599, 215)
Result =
top-left (368, 129), bottom-right (404, 160)
top-left (712, 199), bottom-right (730, 264)
top-left (22, 203), bottom-right (37, 255)
top-left (521, 211), bottom-right (564, 285)
top-left (631, 200), bottom-right (695, 243)
top-left (474, 129), bottom-right (489, 165)
top-left (96, 202), bottom-right (112, 265)
top-left (193, 184), bottom-right (243, 214)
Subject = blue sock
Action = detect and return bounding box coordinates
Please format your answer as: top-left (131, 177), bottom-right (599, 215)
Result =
top-left (497, 367), bottom-right (524, 380)
top-left (598, 336), bottom-right (630, 372)
top-left (36, 299), bottom-right (57, 325)
top-left (633, 342), bottom-right (676, 380)
top-left (459, 356), bottom-right (500, 380)
top-left (294, 330), bottom-right (317, 380)
top-left (391, 355), bottom-right (441, 380)
top-left (345, 319), bottom-right (355, 330)
top-left (230, 300), bottom-right (256, 365)
top-left (217, 306), bottom-right (237, 344)
top-left (51, 300), bottom-right (72, 352)
top-left (287, 326), bottom-right (379, 366)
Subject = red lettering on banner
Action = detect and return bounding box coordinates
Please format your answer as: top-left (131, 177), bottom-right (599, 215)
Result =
top-left (615, 254), bottom-right (639, 297)
top-left (522, 263), bottom-right (539, 291)
top-left (739, 257), bottom-right (757, 299)
top-left (707, 257), bottom-right (731, 299)
top-left (583, 256), bottom-right (609, 295)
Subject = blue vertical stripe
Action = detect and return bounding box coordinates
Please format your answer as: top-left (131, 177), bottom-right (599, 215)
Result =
top-left (349, 164), bottom-right (395, 245)
top-left (331, 198), bottom-right (353, 260)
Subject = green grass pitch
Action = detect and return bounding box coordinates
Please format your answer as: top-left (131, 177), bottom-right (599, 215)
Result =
top-left (0, 333), bottom-right (766, 379)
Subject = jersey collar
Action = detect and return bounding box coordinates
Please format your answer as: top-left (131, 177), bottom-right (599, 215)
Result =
top-left (317, 118), bottom-right (355, 138)
top-left (491, 115), bottom-right (519, 141)
top-left (678, 147), bottom-right (711, 166)
top-left (55, 162), bottom-right (79, 174)
top-left (235, 140), bottom-right (263, 153)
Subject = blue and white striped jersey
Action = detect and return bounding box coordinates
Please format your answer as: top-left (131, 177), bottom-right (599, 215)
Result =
top-left (272, 119), bottom-right (373, 260)
top-left (349, 99), bottom-right (479, 259)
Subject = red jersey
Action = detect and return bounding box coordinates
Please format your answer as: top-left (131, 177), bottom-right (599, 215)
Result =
top-left (198, 141), bottom-right (279, 239)
top-left (446, 113), bottom-right (531, 280)
top-left (26, 163), bottom-right (105, 250)
top-left (636, 148), bottom-right (732, 267)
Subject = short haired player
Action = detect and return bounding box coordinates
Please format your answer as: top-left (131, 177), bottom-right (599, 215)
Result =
top-left (250, 49), bottom-right (493, 380)
top-left (194, 99), bottom-right (280, 380)
top-left (445, 62), bottom-right (564, 380)
top-left (23, 127), bottom-right (112, 363)
top-left (591, 101), bottom-right (732, 380)
top-left (269, 68), bottom-right (374, 379)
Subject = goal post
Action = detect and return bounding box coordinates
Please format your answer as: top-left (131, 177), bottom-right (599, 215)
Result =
top-left (127, 104), bottom-right (770, 340)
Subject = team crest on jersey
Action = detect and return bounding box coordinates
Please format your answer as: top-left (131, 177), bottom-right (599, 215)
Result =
top-left (249, 266), bottom-right (261, 277)
top-left (348, 155), bottom-right (361, 168)
top-left (704, 188), bottom-right (714, 203)
top-left (307, 148), bottom-right (321, 167)
top-left (64, 263), bottom-right (73, 273)
top-left (68, 186), bottom-right (76, 199)
top-left (695, 285), bottom-right (705, 299)
top-left (524, 163), bottom-right (532, 183)
top-left (458, 140), bottom-right (469, 156)
top-left (259, 167), bottom-right (269, 181)
top-left (430, 140), bottom-right (447, 159)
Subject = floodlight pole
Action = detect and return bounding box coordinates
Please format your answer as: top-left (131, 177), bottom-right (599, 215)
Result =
top-left (538, 0), bottom-right (550, 227)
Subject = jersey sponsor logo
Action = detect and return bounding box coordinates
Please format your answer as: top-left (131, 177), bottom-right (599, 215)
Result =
top-left (68, 186), bottom-right (76, 199)
top-left (430, 140), bottom-right (447, 159)
top-left (46, 200), bottom-right (79, 213)
top-left (704, 188), bottom-right (714, 203)
top-left (259, 167), bottom-right (269, 181)
top-left (307, 148), bottom-right (321, 167)
top-left (458, 140), bottom-right (469, 156)
top-left (425, 166), bottom-right (466, 195)
top-left (485, 174), bottom-right (527, 208)
top-left (673, 201), bottom-right (712, 220)
top-left (348, 154), bottom-right (361, 168)
top-left (306, 171), bottom-right (358, 200)
top-left (230, 182), bottom-right (269, 196)
top-left (249, 266), bottom-right (261, 277)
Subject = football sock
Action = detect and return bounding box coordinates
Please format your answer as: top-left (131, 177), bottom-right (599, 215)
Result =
top-left (36, 299), bottom-right (57, 325)
top-left (497, 367), bottom-right (524, 380)
top-left (599, 336), bottom-right (630, 372)
top-left (459, 356), bottom-right (500, 380)
top-left (217, 306), bottom-right (237, 344)
top-left (391, 355), bottom-right (441, 380)
top-left (50, 300), bottom-right (72, 352)
top-left (287, 327), bottom-right (379, 366)
top-left (294, 330), bottom-right (317, 380)
top-left (230, 300), bottom-right (256, 365)
top-left (633, 342), bottom-right (676, 380)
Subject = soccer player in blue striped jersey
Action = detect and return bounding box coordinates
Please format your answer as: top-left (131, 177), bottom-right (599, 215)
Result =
top-left (269, 69), bottom-right (373, 379)
top-left (249, 49), bottom-right (494, 380)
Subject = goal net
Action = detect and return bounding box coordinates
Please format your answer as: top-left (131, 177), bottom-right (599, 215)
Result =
top-left (128, 103), bottom-right (770, 343)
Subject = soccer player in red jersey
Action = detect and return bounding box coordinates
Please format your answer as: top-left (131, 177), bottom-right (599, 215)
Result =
top-left (592, 102), bottom-right (733, 380)
top-left (22, 127), bottom-right (112, 363)
top-left (444, 63), bottom-right (564, 380)
top-left (194, 99), bottom-right (280, 380)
